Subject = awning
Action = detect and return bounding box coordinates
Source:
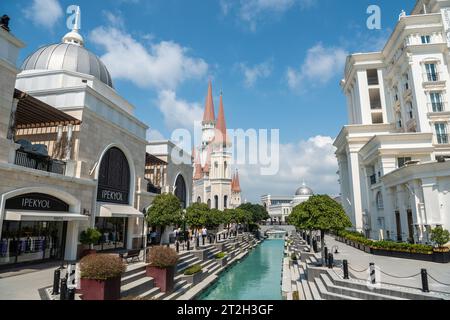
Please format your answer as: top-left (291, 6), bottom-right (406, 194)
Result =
top-left (5, 211), bottom-right (88, 222)
top-left (97, 204), bottom-right (144, 218)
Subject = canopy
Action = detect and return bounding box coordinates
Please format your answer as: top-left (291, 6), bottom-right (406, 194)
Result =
top-left (5, 210), bottom-right (88, 222)
top-left (97, 204), bottom-right (144, 218)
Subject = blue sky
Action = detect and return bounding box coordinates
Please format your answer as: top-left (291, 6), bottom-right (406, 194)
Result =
top-left (3, 0), bottom-right (417, 201)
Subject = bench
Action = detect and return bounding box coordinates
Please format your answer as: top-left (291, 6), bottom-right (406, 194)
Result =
top-left (120, 249), bottom-right (141, 263)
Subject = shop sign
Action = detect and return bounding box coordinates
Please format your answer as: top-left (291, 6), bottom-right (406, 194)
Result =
top-left (5, 193), bottom-right (69, 212)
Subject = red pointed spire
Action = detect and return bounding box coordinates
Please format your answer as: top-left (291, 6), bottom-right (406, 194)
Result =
top-left (193, 148), bottom-right (203, 180)
top-left (203, 80), bottom-right (215, 123)
top-left (214, 92), bottom-right (229, 147)
top-left (232, 170), bottom-right (241, 193)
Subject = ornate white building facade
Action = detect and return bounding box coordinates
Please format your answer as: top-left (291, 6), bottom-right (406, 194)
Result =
top-left (261, 183), bottom-right (314, 223)
top-left (335, 0), bottom-right (450, 244)
top-left (192, 82), bottom-right (242, 210)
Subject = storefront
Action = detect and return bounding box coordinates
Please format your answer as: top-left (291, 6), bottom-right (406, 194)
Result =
top-left (0, 192), bottom-right (87, 267)
top-left (95, 147), bottom-right (144, 251)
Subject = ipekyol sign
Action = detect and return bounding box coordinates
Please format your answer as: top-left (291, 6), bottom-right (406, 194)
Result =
top-left (5, 193), bottom-right (70, 212)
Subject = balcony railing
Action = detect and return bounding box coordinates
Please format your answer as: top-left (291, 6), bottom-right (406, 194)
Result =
top-left (14, 150), bottom-right (66, 175)
top-left (427, 102), bottom-right (447, 113)
top-left (370, 174), bottom-right (377, 185)
top-left (423, 72), bottom-right (442, 83)
top-left (435, 134), bottom-right (450, 145)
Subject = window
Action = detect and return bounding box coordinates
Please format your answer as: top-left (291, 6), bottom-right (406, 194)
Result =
top-left (421, 35), bottom-right (431, 44)
top-left (214, 195), bottom-right (219, 209)
top-left (367, 69), bottom-right (379, 85)
top-left (407, 102), bottom-right (414, 119)
top-left (435, 123), bottom-right (449, 144)
top-left (430, 92), bottom-right (444, 112)
top-left (398, 157), bottom-right (412, 168)
top-left (376, 192), bottom-right (384, 210)
top-left (425, 63), bottom-right (438, 81)
top-left (224, 195), bottom-right (228, 209)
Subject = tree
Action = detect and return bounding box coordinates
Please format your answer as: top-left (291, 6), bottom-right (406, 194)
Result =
top-left (238, 203), bottom-right (270, 224)
top-left (185, 203), bottom-right (210, 231)
top-left (146, 193), bottom-right (183, 244)
top-left (430, 226), bottom-right (450, 248)
top-left (288, 195), bottom-right (352, 264)
top-left (235, 208), bottom-right (253, 231)
top-left (204, 209), bottom-right (224, 231)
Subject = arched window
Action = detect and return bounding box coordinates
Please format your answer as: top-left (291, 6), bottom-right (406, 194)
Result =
top-left (197, 197), bottom-right (201, 204)
top-left (97, 147), bottom-right (130, 204)
top-left (175, 175), bottom-right (187, 209)
top-left (224, 195), bottom-right (228, 209)
top-left (207, 199), bottom-right (211, 209)
top-left (214, 195), bottom-right (219, 210)
top-left (376, 191), bottom-right (384, 210)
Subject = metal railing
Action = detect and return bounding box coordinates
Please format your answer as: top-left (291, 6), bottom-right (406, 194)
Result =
top-left (423, 72), bottom-right (441, 82)
top-left (14, 150), bottom-right (66, 175)
top-left (435, 134), bottom-right (450, 145)
top-left (427, 102), bottom-right (447, 113)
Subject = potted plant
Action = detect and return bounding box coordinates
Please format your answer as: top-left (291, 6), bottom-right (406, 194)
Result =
top-left (146, 246), bottom-right (179, 293)
top-left (183, 264), bottom-right (204, 286)
top-left (215, 252), bottom-right (228, 267)
top-left (80, 254), bottom-right (126, 300)
top-left (79, 228), bottom-right (101, 258)
top-left (431, 227), bottom-right (450, 263)
top-left (291, 253), bottom-right (298, 265)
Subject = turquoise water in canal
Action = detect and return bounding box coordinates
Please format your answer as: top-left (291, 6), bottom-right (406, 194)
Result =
top-left (198, 239), bottom-right (284, 300)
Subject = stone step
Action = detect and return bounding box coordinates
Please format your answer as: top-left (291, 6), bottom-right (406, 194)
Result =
top-left (314, 276), bottom-right (360, 300)
top-left (121, 277), bottom-right (154, 298)
top-left (206, 263), bottom-right (221, 275)
top-left (320, 273), bottom-right (405, 301)
top-left (139, 286), bottom-right (161, 300)
top-left (163, 281), bottom-right (192, 300)
top-left (123, 263), bottom-right (147, 278)
top-left (178, 254), bottom-right (196, 264)
top-left (177, 256), bottom-right (200, 270)
top-left (153, 279), bottom-right (189, 300)
top-left (121, 269), bottom-right (147, 286)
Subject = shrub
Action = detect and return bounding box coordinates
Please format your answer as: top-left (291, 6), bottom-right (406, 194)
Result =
top-left (79, 228), bottom-right (102, 246)
top-left (215, 252), bottom-right (227, 259)
top-left (80, 254), bottom-right (126, 280)
top-left (147, 246), bottom-right (179, 268)
top-left (430, 226), bottom-right (450, 248)
top-left (290, 253), bottom-right (297, 261)
top-left (184, 264), bottom-right (202, 276)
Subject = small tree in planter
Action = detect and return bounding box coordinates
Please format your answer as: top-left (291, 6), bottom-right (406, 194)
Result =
top-left (431, 227), bottom-right (450, 252)
top-left (80, 254), bottom-right (126, 300)
top-left (147, 194), bottom-right (183, 245)
top-left (291, 253), bottom-right (298, 265)
top-left (79, 228), bottom-right (102, 258)
top-left (146, 246), bottom-right (179, 293)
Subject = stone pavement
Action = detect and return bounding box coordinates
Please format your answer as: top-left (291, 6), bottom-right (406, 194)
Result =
top-left (324, 235), bottom-right (450, 294)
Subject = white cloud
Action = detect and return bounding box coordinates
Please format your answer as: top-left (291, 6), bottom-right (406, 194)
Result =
top-left (222, 0), bottom-right (317, 31)
top-left (156, 90), bottom-right (203, 131)
top-left (287, 43), bottom-right (347, 91)
top-left (238, 61), bottom-right (273, 88)
top-left (146, 128), bottom-right (165, 141)
top-left (236, 135), bottom-right (339, 203)
top-left (89, 26), bottom-right (208, 90)
top-left (24, 0), bottom-right (63, 30)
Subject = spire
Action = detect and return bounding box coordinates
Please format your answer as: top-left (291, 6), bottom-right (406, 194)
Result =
top-left (63, 6), bottom-right (84, 46)
top-left (203, 80), bottom-right (215, 123)
top-left (232, 169), bottom-right (241, 193)
top-left (214, 92), bottom-right (229, 147)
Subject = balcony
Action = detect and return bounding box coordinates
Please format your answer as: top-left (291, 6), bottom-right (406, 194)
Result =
top-left (427, 102), bottom-right (447, 113)
top-left (423, 72), bottom-right (443, 84)
top-left (15, 149), bottom-right (66, 175)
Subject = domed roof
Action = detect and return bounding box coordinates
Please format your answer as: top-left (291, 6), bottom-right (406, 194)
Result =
top-left (20, 7), bottom-right (114, 88)
top-left (295, 182), bottom-right (314, 196)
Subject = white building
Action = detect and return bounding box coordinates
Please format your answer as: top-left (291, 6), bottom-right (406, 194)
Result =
top-left (0, 10), bottom-right (162, 267)
top-left (192, 82), bottom-right (242, 210)
top-left (335, 0), bottom-right (450, 244)
top-left (261, 183), bottom-right (314, 223)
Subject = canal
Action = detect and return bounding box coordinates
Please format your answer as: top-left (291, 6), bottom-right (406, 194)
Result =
top-left (198, 239), bottom-right (284, 300)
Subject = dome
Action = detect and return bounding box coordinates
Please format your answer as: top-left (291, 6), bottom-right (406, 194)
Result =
top-left (21, 43), bottom-right (114, 88)
top-left (295, 183), bottom-right (314, 196)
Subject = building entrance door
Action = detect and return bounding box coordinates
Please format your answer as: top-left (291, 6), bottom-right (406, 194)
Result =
top-left (407, 210), bottom-right (414, 243)
top-left (395, 211), bottom-right (402, 242)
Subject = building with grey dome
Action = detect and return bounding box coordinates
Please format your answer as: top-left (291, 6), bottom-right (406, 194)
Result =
top-left (261, 182), bottom-right (315, 223)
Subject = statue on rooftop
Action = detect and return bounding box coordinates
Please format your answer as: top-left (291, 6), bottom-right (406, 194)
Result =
top-left (0, 15), bottom-right (10, 32)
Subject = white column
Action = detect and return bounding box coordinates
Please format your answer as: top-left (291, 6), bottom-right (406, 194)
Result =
top-left (127, 217), bottom-right (135, 250)
top-left (396, 185), bottom-right (409, 241)
top-left (65, 124), bottom-right (74, 160)
top-left (348, 151), bottom-right (364, 231)
top-left (422, 178), bottom-right (441, 226)
top-left (64, 221), bottom-right (80, 261)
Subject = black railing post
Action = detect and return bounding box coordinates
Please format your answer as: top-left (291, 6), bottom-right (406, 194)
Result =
top-left (324, 247), bottom-right (328, 264)
top-left (52, 269), bottom-right (61, 295)
top-left (369, 263), bottom-right (376, 284)
top-left (60, 278), bottom-right (67, 300)
top-left (327, 253), bottom-right (334, 269)
top-left (343, 260), bottom-right (349, 279)
top-left (421, 269), bottom-right (430, 293)
top-left (176, 241), bottom-right (179, 253)
top-left (67, 288), bottom-right (75, 301)
top-left (196, 237), bottom-right (199, 248)
top-left (187, 240), bottom-right (190, 251)
top-left (202, 236), bottom-right (205, 246)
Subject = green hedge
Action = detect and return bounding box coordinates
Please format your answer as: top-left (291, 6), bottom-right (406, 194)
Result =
top-left (215, 252), bottom-right (227, 259)
top-left (337, 231), bottom-right (433, 254)
top-left (184, 264), bottom-right (202, 276)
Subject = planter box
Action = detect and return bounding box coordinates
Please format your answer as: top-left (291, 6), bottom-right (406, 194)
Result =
top-left (80, 277), bottom-right (121, 300)
top-left (372, 248), bottom-right (434, 262)
top-left (216, 256), bottom-right (228, 268)
top-left (146, 266), bottom-right (175, 293)
top-left (183, 271), bottom-right (205, 286)
top-left (433, 251), bottom-right (450, 263)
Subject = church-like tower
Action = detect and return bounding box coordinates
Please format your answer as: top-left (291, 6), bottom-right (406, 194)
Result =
top-left (193, 81), bottom-right (242, 210)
